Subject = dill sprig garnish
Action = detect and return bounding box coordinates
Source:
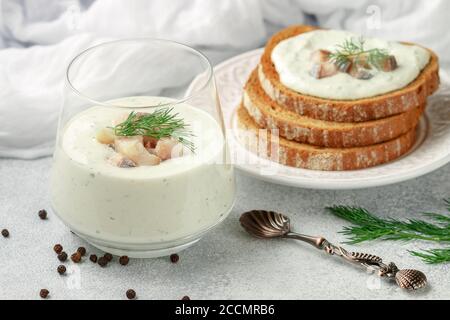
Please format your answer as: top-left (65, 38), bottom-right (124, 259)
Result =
top-left (409, 248), bottom-right (450, 264)
top-left (326, 200), bottom-right (450, 264)
top-left (113, 107), bottom-right (195, 152)
top-left (329, 37), bottom-right (390, 71)
top-left (445, 198), bottom-right (450, 211)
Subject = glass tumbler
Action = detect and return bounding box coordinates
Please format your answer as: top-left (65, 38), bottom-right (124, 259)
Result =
top-left (51, 39), bottom-right (235, 258)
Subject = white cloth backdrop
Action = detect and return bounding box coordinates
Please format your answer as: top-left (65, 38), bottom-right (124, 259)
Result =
top-left (1, 0), bottom-right (449, 159)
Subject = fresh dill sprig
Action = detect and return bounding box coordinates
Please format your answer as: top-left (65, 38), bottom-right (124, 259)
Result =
top-left (422, 212), bottom-right (450, 227)
top-left (409, 248), bottom-right (450, 264)
top-left (445, 198), bottom-right (450, 211)
top-left (329, 37), bottom-right (390, 71)
top-left (113, 107), bottom-right (195, 152)
top-left (326, 205), bottom-right (450, 243)
top-left (326, 200), bottom-right (450, 264)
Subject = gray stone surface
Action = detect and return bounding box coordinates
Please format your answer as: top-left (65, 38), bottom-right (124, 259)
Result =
top-left (0, 156), bottom-right (449, 300)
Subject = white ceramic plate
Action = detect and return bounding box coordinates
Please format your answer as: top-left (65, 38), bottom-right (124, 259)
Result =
top-left (192, 49), bottom-right (450, 189)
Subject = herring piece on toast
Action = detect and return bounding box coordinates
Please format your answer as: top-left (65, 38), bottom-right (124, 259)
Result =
top-left (310, 62), bottom-right (338, 79)
top-left (311, 49), bottom-right (331, 63)
top-left (379, 55), bottom-right (398, 72)
top-left (348, 66), bottom-right (373, 80)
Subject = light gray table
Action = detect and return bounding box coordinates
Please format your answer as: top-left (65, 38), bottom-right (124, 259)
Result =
top-left (0, 156), bottom-right (449, 300)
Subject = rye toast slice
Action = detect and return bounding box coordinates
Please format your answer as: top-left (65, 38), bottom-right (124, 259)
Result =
top-left (235, 105), bottom-right (417, 171)
top-left (244, 68), bottom-right (424, 148)
top-left (259, 25), bottom-right (439, 122)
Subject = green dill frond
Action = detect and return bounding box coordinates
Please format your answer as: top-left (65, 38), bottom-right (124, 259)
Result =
top-left (409, 248), bottom-right (450, 264)
top-left (444, 198), bottom-right (450, 211)
top-left (326, 203), bottom-right (450, 264)
top-left (113, 107), bottom-right (195, 152)
top-left (422, 212), bottom-right (450, 227)
top-left (328, 37), bottom-right (390, 71)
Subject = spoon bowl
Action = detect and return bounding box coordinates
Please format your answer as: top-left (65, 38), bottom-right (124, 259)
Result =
top-left (240, 210), bottom-right (290, 238)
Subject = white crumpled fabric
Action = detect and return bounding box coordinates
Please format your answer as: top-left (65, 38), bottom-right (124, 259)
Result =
top-left (1, 0), bottom-right (449, 158)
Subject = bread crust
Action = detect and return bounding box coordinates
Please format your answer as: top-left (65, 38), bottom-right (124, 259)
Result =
top-left (244, 68), bottom-right (423, 148)
top-left (236, 105), bottom-right (417, 171)
top-left (259, 25), bottom-right (440, 122)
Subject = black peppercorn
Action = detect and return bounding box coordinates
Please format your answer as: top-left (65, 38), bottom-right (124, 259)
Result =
top-left (170, 254), bottom-right (179, 264)
top-left (40, 289), bottom-right (49, 299)
top-left (77, 247), bottom-right (86, 256)
top-left (181, 295), bottom-right (190, 300)
top-left (89, 254), bottom-right (98, 263)
top-left (98, 257), bottom-right (108, 267)
top-left (57, 252), bottom-right (68, 262)
top-left (71, 252), bottom-right (82, 263)
top-left (1, 229), bottom-right (9, 238)
top-left (53, 244), bottom-right (63, 254)
top-left (38, 209), bottom-right (48, 220)
top-left (57, 265), bottom-right (66, 275)
top-left (103, 253), bottom-right (113, 262)
top-left (119, 256), bottom-right (129, 266)
top-left (126, 289), bottom-right (136, 300)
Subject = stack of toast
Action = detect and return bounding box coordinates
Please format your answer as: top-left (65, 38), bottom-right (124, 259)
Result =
top-left (236, 25), bottom-right (440, 171)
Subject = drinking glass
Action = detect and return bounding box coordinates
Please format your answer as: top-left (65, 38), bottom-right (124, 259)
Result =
top-left (51, 39), bottom-right (235, 258)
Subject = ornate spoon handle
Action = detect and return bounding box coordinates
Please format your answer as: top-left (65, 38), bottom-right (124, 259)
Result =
top-left (285, 232), bottom-right (427, 290)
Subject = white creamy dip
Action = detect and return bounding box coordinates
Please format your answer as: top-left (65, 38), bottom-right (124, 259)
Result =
top-left (51, 96), bottom-right (235, 247)
top-left (271, 30), bottom-right (431, 100)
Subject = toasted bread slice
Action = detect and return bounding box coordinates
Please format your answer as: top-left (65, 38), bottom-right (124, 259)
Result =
top-left (244, 68), bottom-right (423, 148)
top-left (259, 25), bottom-right (439, 122)
top-left (236, 105), bottom-right (417, 171)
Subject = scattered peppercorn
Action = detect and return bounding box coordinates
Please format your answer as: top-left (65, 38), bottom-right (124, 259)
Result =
top-left (1, 229), bottom-right (9, 238)
top-left (38, 209), bottom-right (48, 220)
top-left (53, 244), bottom-right (63, 254)
top-left (181, 295), bottom-right (190, 300)
top-left (71, 252), bottom-right (82, 263)
top-left (103, 253), bottom-right (113, 262)
top-left (98, 257), bottom-right (108, 267)
top-left (77, 247), bottom-right (86, 256)
top-left (170, 254), bottom-right (179, 264)
top-left (40, 289), bottom-right (49, 299)
top-left (57, 265), bottom-right (66, 275)
top-left (126, 289), bottom-right (136, 300)
top-left (119, 256), bottom-right (129, 266)
top-left (57, 252), bottom-right (68, 262)
top-left (89, 254), bottom-right (98, 263)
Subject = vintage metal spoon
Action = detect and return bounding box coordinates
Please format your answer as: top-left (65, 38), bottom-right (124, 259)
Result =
top-left (240, 210), bottom-right (427, 290)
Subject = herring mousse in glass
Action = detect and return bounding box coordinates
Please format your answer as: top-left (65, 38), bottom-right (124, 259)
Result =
top-left (51, 40), bottom-right (235, 258)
